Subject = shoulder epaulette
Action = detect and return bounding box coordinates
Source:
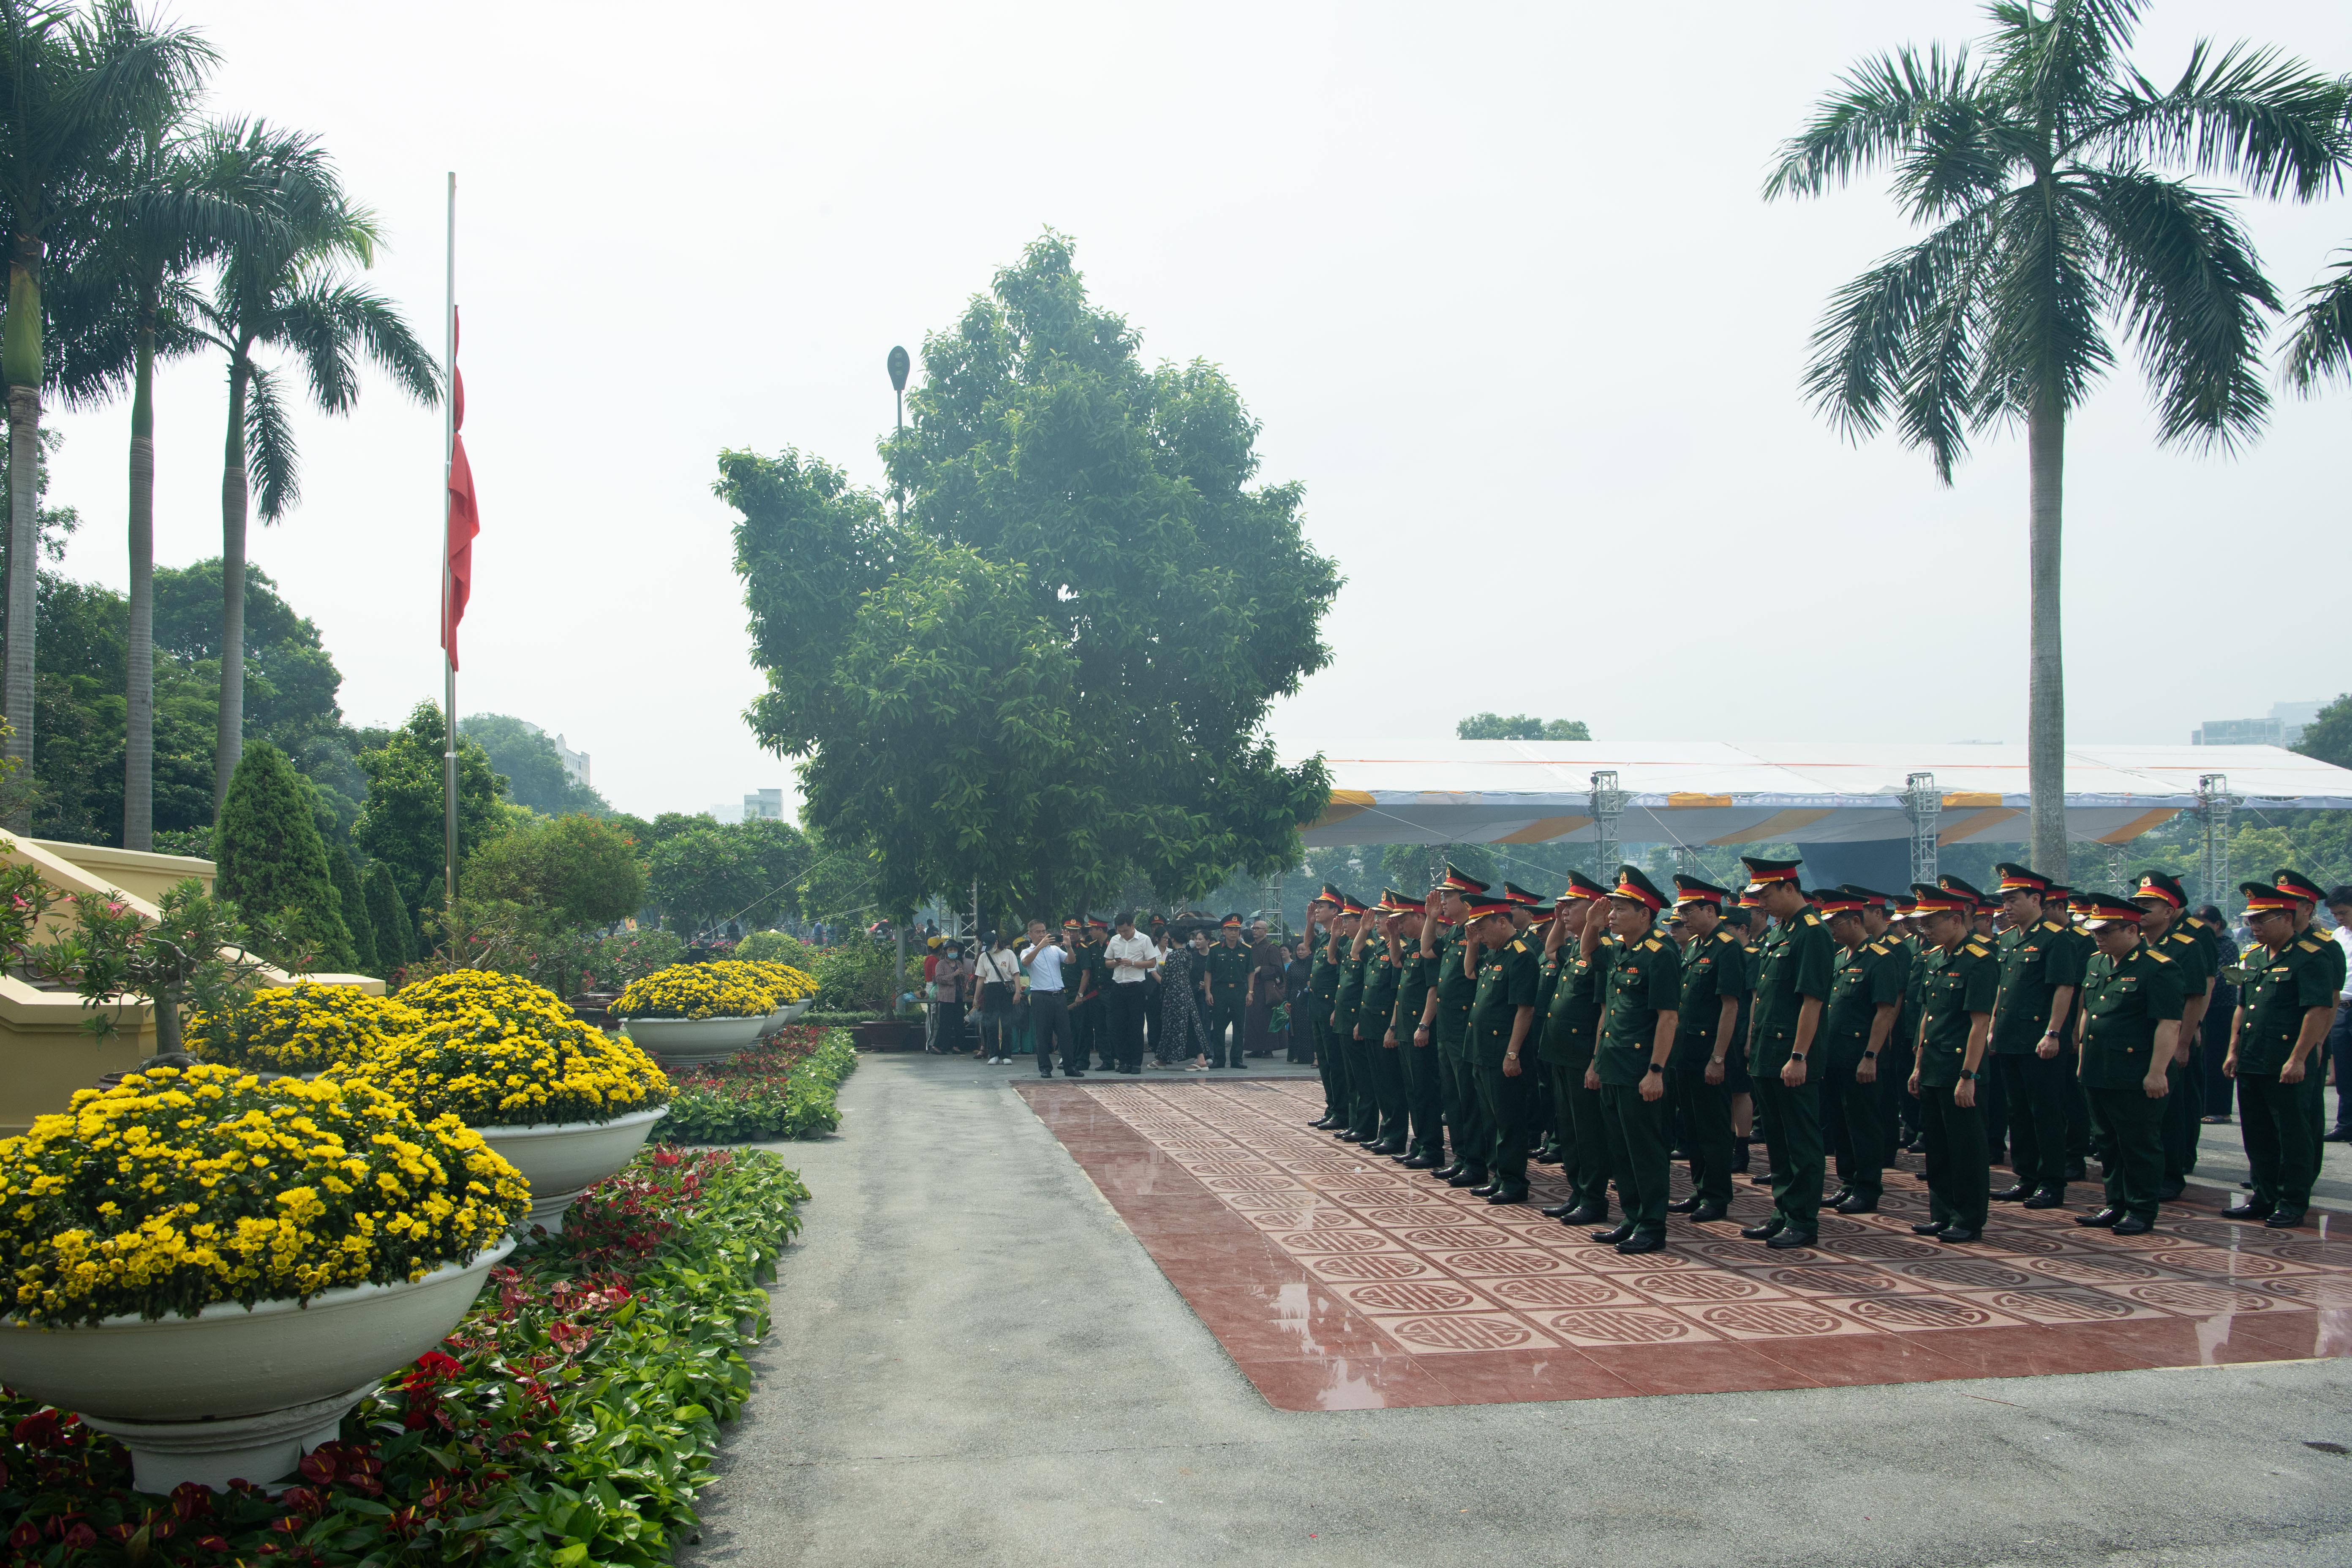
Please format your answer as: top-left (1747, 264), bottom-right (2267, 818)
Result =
top-left (1643, 937), bottom-right (1661, 952)
top-left (1801, 912), bottom-right (1819, 926)
top-left (2042, 920), bottom-right (2063, 932)
top-left (1867, 939), bottom-right (1890, 955)
top-left (1715, 928), bottom-right (1738, 944)
top-left (1964, 941), bottom-right (1989, 957)
top-left (2298, 937), bottom-right (2324, 953)
top-left (2147, 949), bottom-right (2172, 964)
top-left (2182, 914), bottom-right (2207, 930)
top-left (1508, 939), bottom-right (1525, 954)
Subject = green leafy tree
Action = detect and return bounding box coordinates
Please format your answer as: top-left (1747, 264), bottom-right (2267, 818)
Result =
top-left (463, 812), bottom-right (645, 933)
top-left (0, 0), bottom-right (209, 826)
top-left (458, 713), bottom-right (608, 816)
top-left (2293, 694), bottom-right (2352, 771)
top-left (353, 701), bottom-right (505, 927)
top-left (728, 233), bottom-right (1339, 915)
top-left (213, 738), bottom-right (351, 969)
top-left (364, 858), bottom-right (412, 972)
top-left (1456, 713), bottom-right (1590, 740)
top-left (1766, 3), bottom-right (2350, 877)
top-left (645, 825), bottom-right (762, 935)
top-left (326, 841), bottom-right (374, 974)
top-left (188, 121), bottom-right (438, 814)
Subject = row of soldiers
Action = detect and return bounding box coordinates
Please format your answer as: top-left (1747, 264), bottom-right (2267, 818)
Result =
top-left (1298, 857), bottom-right (2338, 1256)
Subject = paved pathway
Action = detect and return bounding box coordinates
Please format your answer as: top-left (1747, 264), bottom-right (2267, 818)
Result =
top-left (687, 1053), bottom-right (2352, 1568)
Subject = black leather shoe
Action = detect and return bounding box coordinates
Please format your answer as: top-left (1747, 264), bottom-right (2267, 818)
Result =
top-left (1310, 1114), bottom-right (1337, 1129)
top-left (1063, 1070), bottom-right (1086, 1078)
top-left (1402, 1152), bottom-right (1441, 1170)
top-left (1539, 1200), bottom-right (1575, 1218)
top-left (1615, 1231), bottom-right (1665, 1255)
top-left (2156, 1180), bottom-right (2186, 1201)
top-left (1666, 1196), bottom-right (1701, 1214)
top-left (2021, 1189), bottom-right (2066, 1210)
top-left (2326, 1127), bottom-right (2352, 1144)
top-left (1746, 1173), bottom-right (1775, 1187)
top-left (1448, 1168), bottom-right (1489, 1189)
top-left (1690, 1201), bottom-right (1729, 1223)
top-left (1826, 1186), bottom-right (1852, 1207)
top-left (1936, 1226), bottom-right (1983, 1244)
top-left (1591, 1222), bottom-right (1636, 1244)
top-left (1470, 1181), bottom-right (1500, 1198)
top-left (2220, 1200), bottom-right (2273, 1220)
top-left (1766, 1229), bottom-right (1817, 1251)
top-left (1740, 1218), bottom-right (1786, 1241)
top-left (1534, 1149), bottom-right (1563, 1165)
top-left (1560, 1202), bottom-right (1609, 1226)
top-left (1990, 1183), bottom-right (2032, 1202)
top-left (2265, 1209), bottom-right (2308, 1229)
top-left (2111, 1214), bottom-right (2154, 1236)
top-left (1911, 1220), bottom-right (1949, 1236)
top-left (1485, 1185), bottom-right (1528, 1206)
top-left (2074, 1206), bottom-right (2122, 1228)
top-left (1367, 1138), bottom-right (1406, 1157)
top-left (1335, 1130), bottom-right (1366, 1143)
top-left (1835, 1193), bottom-right (1879, 1214)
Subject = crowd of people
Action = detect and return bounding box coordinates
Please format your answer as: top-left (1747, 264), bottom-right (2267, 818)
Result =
top-left (1288, 858), bottom-right (2349, 1256)
top-left (916, 912), bottom-right (1305, 1072)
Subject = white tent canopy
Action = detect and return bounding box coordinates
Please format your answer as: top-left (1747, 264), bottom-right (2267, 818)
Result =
top-left (1288, 740), bottom-right (2352, 849)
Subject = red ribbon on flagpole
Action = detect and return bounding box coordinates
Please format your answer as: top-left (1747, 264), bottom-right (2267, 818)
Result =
top-left (441, 309), bottom-right (479, 669)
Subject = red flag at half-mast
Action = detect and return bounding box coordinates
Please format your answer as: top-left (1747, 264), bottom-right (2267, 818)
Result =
top-left (441, 309), bottom-right (479, 669)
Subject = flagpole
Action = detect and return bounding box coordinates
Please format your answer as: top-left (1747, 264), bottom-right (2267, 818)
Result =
top-left (441, 171), bottom-right (458, 919)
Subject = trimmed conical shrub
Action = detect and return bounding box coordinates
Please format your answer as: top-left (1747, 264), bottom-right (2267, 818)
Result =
top-left (366, 859), bottom-right (416, 973)
top-left (214, 742), bottom-right (355, 970)
top-left (328, 843), bottom-right (378, 975)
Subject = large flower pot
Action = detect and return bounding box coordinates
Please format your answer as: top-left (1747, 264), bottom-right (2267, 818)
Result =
top-left (474, 1105), bottom-right (667, 1233)
top-left (622, 1014), bottom-right (765, 1064)
top-left (780, 998), bottom-right (812, 1023)
top-left (0, 1239), bottom-right (514, 1493)
top-left (761, 998), bottom-right (813, 1032)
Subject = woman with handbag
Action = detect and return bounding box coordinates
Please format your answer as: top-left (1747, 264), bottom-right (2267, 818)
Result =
top-left (973, 934), bottom-right (1022, 1064)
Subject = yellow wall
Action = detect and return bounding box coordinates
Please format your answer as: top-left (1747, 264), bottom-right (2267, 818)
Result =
top-left (0, 838), bottom-right (381, 1136)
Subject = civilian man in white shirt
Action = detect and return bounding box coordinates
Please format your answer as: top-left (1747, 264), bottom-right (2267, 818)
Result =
top-left (1020, 920), bottom-right (1080, 1078)
top-left (2325, 888), bottom-right (2352, 1143)
top-left (1105, 910), bottom-right (1161, 1074)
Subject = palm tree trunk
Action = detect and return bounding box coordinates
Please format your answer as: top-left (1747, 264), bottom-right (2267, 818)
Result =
top-left (2027, 383), bottom-right (2067, 879)
top-left (214, 351), bottom-right (250, 821)
top-left (3, 248), bottom-right (41, 836)
top-left (124, 310), bottom-right (156, 850)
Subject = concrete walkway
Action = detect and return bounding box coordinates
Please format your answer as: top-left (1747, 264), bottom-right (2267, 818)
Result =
top-left (686, 1053), bottom-right (2352, 1568)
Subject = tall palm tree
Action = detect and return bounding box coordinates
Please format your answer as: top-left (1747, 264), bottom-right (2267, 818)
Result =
top-left (0, 0), bottom-right (208, 828)
top-left (82, 120), bottom-right (285, 849)
top-left (188, 122), bottom-right (438, 817)
top-left (1765, 0), bottom-right (2349, 877)
top-left (2283, 247), bottom-right (2352, 393)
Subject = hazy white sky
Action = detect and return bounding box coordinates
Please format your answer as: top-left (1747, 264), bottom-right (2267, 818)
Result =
top-left (38, 0), bottom-right (2352, 819)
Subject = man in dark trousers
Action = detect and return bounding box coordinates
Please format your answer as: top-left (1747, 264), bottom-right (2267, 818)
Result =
top-left (1908, 880), bottom-right (1998, 1242)
top-left (1740, 856), bottom-right (1834, 1249)
top-left (2070, 891), bottom-right (2184, 1235)
top-left (1204, 913), bottom-right (1254, 1069)
top-left (1984, 865), bottom-right (2086, 1210)
top-left (1664, 875), bottom-right (1744, 1225)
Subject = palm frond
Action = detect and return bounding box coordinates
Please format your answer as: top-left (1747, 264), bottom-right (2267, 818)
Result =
top-left (2076, 165), bottom-right (2276, 449)
top-left (2094, 42), bottom-right (2351, 201)
top-left (268, 275), bottom-right (441, 413)
top-left (1985, 0), bottom-right (2145, 145)
top-left (242, 360), bottom-right (299, 521)
top-left (1975, 184), bottom-right (2115, 425)
top-left (1764, 44), bottom-right (1978, 201)
top-left (2280, 249), bottom-right (2352, 395)
top-left (1797, 204), bottom-right (2001, 479)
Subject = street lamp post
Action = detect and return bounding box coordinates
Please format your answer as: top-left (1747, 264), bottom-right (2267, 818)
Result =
top-left (887, 344), bottom-right (910, 523)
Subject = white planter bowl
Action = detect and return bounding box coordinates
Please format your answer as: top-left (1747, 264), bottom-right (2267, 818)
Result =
top-left (622, 1014), bottom-right (766, 1064)
top-left (780, 997), bottom-right (812, 1022)
top-left (0, 1239), bottom-right (513, 1492)
top-left (474, 1105), bottom-right (667, 1233)
top-left (761, 997), bottom-right (814, 1031)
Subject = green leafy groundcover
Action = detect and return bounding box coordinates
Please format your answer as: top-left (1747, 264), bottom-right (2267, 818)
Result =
top-left (2, 1146), bottom-right (806, 1568)
top-left (655, 1025), bottom-right (856, 1144)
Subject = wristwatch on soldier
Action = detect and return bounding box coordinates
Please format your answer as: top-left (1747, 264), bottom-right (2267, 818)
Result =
top-left (1958, 1069), bottom-right (1976, 1080)
top-left (1788, 1051), bottom-right (1806, 1063)
top-left (1862, 1050), bottom-right (1877, 1060)
top-left (1644, 1064), bottom-right (1662, 1076)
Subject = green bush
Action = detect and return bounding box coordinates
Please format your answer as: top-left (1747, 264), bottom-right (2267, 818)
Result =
top-left (215, 740), bottom-right (355, 970)
top-left (813, 941), bottom-right (896, 1012)
top-left (581, 928), bottom-right (689, 992)
top-left (327, 844), bottom-right (378, 974)
top-left (658, 1027), bottom-right (857, 1143)
top-left (734, 928), bottom-right (818, 971)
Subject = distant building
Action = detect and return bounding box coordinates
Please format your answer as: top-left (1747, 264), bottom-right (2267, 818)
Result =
top-left (2192, 700), bottom-right (2326, 748)
top-left (743, 788), bottom-right (784, 821)
top-left (706, 801), bottom-right (745, 824)
top-left (549, 732), bottom-right (590, 787)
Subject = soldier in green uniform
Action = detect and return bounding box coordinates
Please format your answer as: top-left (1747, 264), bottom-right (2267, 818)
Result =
top-left (1203, 914), bottom-right (1255, 1069)
top-left (1465, 895), bottom-right (1543, 1204)
top-left (1428, 867), bottom-right (1492, 1188)
top-left (1388, 891), bottom-right (1447, 1168)
top-left (2132, 871), bottom-right (2217, 1198)
top-left (2043, 883), bottom-right (2096, 1185)
top-left (1819, 889), bottom-right (1904, 1214)
top-left (1663, 876), bottom-right (1743, 1225)
top-left (1538, 875), bottom-right (1614, 1225)
top-left (1064, 917), bottom-right (1108, 1070)
top-left (1981, 865), bottom-right (2086, 1209)
top-left (1329, 898), bottom-right (1372, 1140)
top-left (1306, 887), bottom-right (1346, 1127)
top-left (1740, 856), bottom-right (1834, 1248)
top-left (2223, 881), bottom-right (2338, 1228)
top-left (1582, 866), bottom-right (1681, 1254)
top-left (1529, 904), bottom-right (1567, 1165)
top-left (1843, 885), bottom-right (1917, 1164)
top-left (1730, 895), bottom-right (1769, 1180)
top-left (1908, 879), bottom-right (1999, 1242)
top-left (1355, 894), bottom-right (1410, 1153)
top-left (2067, 892), bottom-right (2186, 1234)
top-left (2274, 869), bottom-right (2345, 1179)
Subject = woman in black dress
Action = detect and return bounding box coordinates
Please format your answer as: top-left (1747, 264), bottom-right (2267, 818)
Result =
top-left (1284, 933), bottom-right (1316, 1063)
